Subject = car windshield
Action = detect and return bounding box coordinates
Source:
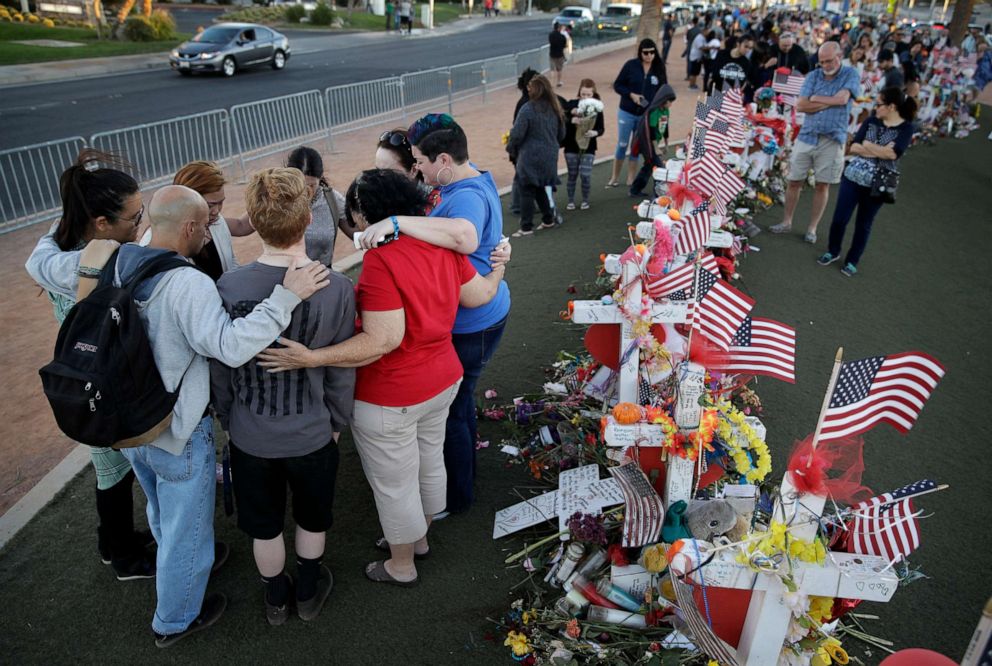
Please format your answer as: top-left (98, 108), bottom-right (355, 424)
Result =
top-left (561, 9), bottom-right (583, 16)
top-left (605, 7), bottom-right (631, 16)
top-left (193, 27), bottom-right (240, 44)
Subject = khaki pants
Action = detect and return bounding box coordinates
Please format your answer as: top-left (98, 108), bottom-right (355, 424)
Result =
top-left (351, 379), bottom-right (462, 545)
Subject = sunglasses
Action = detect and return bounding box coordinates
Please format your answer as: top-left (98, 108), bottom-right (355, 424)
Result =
top-left (641, 49), bottom-right (656, 55)
top-left (379, 131), bottom-right (409, 147)
top-left (118, 204), bottom-right (144, 227)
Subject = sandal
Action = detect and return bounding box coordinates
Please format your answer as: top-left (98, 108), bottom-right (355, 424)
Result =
top-left (374, 536), bottom-right (430, 560)
top-left (365, 560), bottom-right (419, 587)
top-left (537, 222), bottom-right (557, 230)
top-left (510, 229), bottom-right (533, 238)
top-left (605, 181), bottom-right (620, 188)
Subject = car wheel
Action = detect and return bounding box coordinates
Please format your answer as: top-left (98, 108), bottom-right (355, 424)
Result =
top-left (272, 50), bottom-right (286, 70)
top-left (222, 56), bottom-right (237, 77)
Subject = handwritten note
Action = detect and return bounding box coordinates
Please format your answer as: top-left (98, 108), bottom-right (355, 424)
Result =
top-left (571, 302), bottom-right (623, 325)
top-left (706, 230), bottom-right (734, 249)
top-left (675, 362), bottom-right (705, 429)
top-left (492, 491), bottom-right (559, 538)
top-left (604, 420), bottom-right (667, 447)
top-left (665, 455), bottom-right (695, 506)
top-left (611, 564), bottom-right (653, 601)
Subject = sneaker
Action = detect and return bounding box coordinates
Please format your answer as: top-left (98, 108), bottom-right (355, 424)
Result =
top-left (297, 566), bottom-right (334, 622)
top-left (264, 574), bottom-right (293, 627)
top-left (566, 202), bottom-right (576, 211)
top-left (769, 222), bottom-right (792, 234)
top-left (803, 231), bottom-right (817, 244)
top-left (817, 253), bottom-right (839, 266)
top-left (154, 593), bottom-right (227, 648)
top-left (840, 263), bottom-right (857, 277)
top-left (431, 510), bottom-right (450, 521)
top-left (100, 528), bottom-right (155, 565)
top-left (580, 202), bottom-right (590, 210)
top-left (510, 229), bottom-right (533, 238)
top-left (112, 551), bottom-right (156, 581)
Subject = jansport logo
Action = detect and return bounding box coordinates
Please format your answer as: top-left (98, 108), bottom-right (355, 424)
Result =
top-left (73, 342), bottom-right (98, 353)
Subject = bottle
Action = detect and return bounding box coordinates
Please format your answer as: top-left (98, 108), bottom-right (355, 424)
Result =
top-left (552, 542), bottom-right (586, 586)
top-left (586, 604), bottom-right (647, 628)
top-left (962, 596), bottom-right (992, 666)
top-left (595, 578), bottom-right (643, 613)
top-left (575, 546), bottom-right (608, 579)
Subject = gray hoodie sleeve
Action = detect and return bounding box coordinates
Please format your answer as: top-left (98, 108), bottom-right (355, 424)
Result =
top-left (163, 268), bottom-right (302, 368)
top-left (24, 229), bottom-right (80, 299)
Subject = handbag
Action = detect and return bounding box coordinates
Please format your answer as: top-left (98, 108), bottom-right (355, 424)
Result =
top-left (870, 166), bottom-right (899, 204)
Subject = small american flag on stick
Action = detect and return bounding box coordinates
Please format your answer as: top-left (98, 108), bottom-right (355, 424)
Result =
top-left (688, 152), bottom-right (725, 197)
top-left (670, 270), bottom-right (754, 351)
top-left (721, 316), bottom-right (797, 383)
top-left (644, 253), bottom-right (720, 300)
top-left (674, 204), bottom-right (712, 256)
top-left (772, 70), bottom-right (806, 97)
top-left (846, 479), bottom-right (937, 564)
top-left (819, 351), bottom-right (945, 442)
top-left (608, 463), bottom-right (664, 547)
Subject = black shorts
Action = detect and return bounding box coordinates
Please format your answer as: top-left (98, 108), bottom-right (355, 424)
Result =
top-left (230, 440), bottom-right (339, 540)
top-left (689, 59), bottom-right (703, 76)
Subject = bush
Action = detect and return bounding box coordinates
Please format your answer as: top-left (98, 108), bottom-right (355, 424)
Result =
top-left (310, 1), bottom-right (333, 25)
top-left (147, 7), bottom-right (176, 39)
top-left (284, 3), bottom-right (304, 22)
top-left (122, 15), bottom-right (156, 41)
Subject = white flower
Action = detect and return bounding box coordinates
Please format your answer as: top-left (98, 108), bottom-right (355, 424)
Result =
top-left (577, 97), bottom-right (605, 117)
top-left (782, 590), bottom-right (809, 618)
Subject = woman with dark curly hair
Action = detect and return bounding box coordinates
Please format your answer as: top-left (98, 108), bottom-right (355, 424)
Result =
top-left (260, 168), bottom-right (505, 587)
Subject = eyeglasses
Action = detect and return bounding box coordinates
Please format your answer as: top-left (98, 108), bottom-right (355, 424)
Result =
top-left (379, 131), bottom-right (409, 147)
top-left (641, 49), bottom-right (656, 55)
top-left (118, 204), bottom-right (144, 227)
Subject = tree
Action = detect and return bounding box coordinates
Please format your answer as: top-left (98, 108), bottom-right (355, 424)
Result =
top-left (143, 0), bottom-right (152, 17)
top-left (116, 0), bottom-right (136, 24)
top-left (948, 0), bottom-right (976, 45)
top-left (636, 0), bottom-right (664, 44)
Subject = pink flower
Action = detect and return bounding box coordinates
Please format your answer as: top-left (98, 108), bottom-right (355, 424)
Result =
top-left (485, 389), bottom-right (498, 399)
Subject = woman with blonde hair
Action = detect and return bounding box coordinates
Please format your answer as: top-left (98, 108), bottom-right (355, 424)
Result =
top-left (506, 74), bottom-right (565, 236)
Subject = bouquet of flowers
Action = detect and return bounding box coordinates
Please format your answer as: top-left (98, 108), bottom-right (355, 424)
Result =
top-left (574, 98), bottom-right (605, 152)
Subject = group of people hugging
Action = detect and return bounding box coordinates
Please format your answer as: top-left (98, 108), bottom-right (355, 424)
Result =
top-left (25, 113), bottom-right (511, 646)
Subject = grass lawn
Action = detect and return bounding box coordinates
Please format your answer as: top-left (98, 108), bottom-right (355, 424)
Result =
top-left (340, 1), bottom-right (463, 29)
top-left (220, 1), bottom-right (464, 31)
top-left (0, 23), bottom-right (187, 66)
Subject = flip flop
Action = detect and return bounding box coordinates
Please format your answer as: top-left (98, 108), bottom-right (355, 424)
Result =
top-left (605, 181), bottom-right (621, 188)
top-left (374, 536), bottom-right (430, 560)
top-left (365, 560), bottom-right (419, 587)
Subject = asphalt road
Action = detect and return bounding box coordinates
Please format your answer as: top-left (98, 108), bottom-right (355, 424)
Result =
top-left (0, 18), bottom-right (553, 150)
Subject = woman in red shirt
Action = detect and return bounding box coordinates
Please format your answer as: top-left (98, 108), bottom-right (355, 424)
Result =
top-left (260, 169), bottom-right (504, 586)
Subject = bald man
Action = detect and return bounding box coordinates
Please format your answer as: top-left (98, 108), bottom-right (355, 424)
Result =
top-left (770, 41), bottom-right (860, 244)
top-left (75, 184), bottom-right (330, 647)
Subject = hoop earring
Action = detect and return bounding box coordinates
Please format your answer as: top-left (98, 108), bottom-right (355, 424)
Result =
top-left (437, 166), bottom-right (454, 187)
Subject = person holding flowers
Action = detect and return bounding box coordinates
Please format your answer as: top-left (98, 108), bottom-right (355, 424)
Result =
top-left (561, 79), bottom-right (605, 211)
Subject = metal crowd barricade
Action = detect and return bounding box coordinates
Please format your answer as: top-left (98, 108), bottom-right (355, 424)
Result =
top-left (90, 110), bottom-right (236, 189)
top-left (0, 136), bottom-right (86, 234)
top-left (515, 45), bottom-right (550, 75)
top-left (400, 66), bottom-right (455, 116)
top-left (325, 77), bottom-right (404, 135)
top-left (230, 89), bottom-right (330, 175)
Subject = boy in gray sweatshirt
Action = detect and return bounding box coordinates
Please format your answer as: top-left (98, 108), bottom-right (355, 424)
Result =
top-left (76, 184), bottom-right (330, 648)
top-left (210, 168), bottom-right (355, 626)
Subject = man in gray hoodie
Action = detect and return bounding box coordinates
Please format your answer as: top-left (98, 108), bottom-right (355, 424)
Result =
top-left (90, 185), bottom-right (329, 647)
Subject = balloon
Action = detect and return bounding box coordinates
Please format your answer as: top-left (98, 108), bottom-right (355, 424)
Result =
top-left (879, 649), bottom-right (956, 666)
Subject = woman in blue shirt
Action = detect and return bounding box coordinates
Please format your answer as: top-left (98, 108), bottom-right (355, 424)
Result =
top-left (607, 39), bottom-right (668, 188)
top-left (817, 87), bottom-right (917, 277)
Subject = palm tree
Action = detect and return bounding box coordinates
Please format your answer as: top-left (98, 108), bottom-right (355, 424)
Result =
top-left (636, 0), bottom-right (664, 44)
top-left (948, 0), bottom-right (976, 45)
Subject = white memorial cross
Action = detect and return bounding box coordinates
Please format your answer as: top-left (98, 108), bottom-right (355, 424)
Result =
top-left (677, 348), bottom-right (900, 666)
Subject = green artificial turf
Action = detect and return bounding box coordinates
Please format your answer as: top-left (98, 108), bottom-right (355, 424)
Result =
top-left (1, 117), bottom-right (989, 664)
top-left (0, 23), bottom-right (187, 65)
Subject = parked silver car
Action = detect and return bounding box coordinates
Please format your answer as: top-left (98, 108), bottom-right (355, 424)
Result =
top-left (169, 23), bottom-right (291, 77)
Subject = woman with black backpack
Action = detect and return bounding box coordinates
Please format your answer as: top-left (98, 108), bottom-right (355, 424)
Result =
top-left (24, 150), bottom-right (156, 580)
top-left (817, 87), bottom-right (917, 278)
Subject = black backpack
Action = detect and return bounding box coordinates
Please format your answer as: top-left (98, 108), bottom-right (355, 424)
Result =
top-left (39, 249), bottom-right (195, 449)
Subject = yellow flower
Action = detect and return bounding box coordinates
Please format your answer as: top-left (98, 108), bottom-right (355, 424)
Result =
top-left (824, 639), bottom-right (849, 664)
top-left (522, 609), bottom-right (535, 625)
top-left (504, 630), bottom-right (531, 657)
top-left (808, 596), bottom-right (835, 624)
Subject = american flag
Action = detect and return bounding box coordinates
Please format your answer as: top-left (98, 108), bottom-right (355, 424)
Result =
top-left (723, 86), bottom-right (743, 114)
top-left (694, 100), bottom-right (713, 128)
top-left (819, 352), bottom-right (945, 442)
top-left (721, 317), bottom-right (797, 383)
top-left (674, 206), bottom-right (712, 256)
top-left (672, 576), bottom-right (741, 666)
top-left (846, 479), bottom-right (936, 564)
top-left (704, 91), bottom-right (724, 115)
top-left (772, 70), bottom-right (806, 97)
top-left (691, 128), bottom-right (707, 160)
top-left (705, 118), bottom-right (730, 156)
top-left (671, 270), bottom-right (754, 351)
top-left (688, 152), bottom-right (725, 197)
top-left (715, 167), bottom-right (747, 208)
top-left (608, 463), bottom-right (664, 547)
top-left (644, 253), bottom-right (720, 300)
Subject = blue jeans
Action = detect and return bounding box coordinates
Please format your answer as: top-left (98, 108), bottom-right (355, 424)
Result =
top-left (614, 108), bottom-right (640, 161)
top-left (827, 176), bottom-right (885, 267)
top-left (123, 417), bottom-right (216, 635)
top-left (444, 316), bottom-right (507, 513)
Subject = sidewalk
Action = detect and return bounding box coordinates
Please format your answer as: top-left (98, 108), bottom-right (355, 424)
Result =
top-left (0, 13), bottom-right (544, 88)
